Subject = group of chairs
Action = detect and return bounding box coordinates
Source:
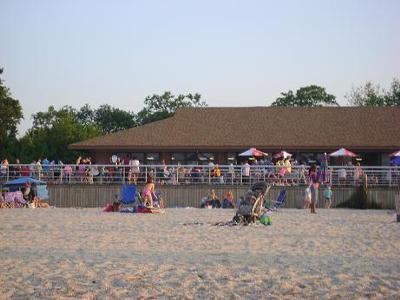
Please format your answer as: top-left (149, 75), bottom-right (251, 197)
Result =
top-left (233, 182), bottom-right (287, 224)
top-left (0, 191), bottom-right (49, 209)
top-left (0, 191), bottom-right (26, 208)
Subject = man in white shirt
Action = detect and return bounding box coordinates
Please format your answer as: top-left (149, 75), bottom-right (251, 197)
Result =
top-left (242, 161), bottom-right (251, 183)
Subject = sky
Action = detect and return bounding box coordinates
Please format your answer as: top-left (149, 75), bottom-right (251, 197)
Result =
top-left (1, 0), bottom-right (399, 135)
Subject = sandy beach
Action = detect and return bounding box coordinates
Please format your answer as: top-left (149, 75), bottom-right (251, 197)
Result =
top-left (0, 208), bottom-right (399, 299)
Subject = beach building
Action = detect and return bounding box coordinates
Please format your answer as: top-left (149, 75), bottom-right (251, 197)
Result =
top-left (69, 107), bottom-right (400, 165)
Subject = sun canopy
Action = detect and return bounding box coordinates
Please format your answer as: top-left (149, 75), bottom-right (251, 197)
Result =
top-left (273, 151), bottom-right (292, 159)
top-left (238, 148), bottom-right (268, 157)
top-left (3, 177), bottom-right (47, 186)
top-left (329, 148), bottom-right (357, 157)
top-left (389, 150), bottom-right (400, 157)
top-left (391, 156), bottom-right (400, 165)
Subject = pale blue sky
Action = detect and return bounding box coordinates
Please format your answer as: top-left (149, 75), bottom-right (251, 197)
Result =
top-left (1, 0), bottom-right (399, 134)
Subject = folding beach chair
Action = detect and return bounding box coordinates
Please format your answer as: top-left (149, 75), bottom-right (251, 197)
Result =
top-left (265, 189), bottom-right (287, 211)
top-left (272, 190), bottom-right (286, 211)
top-left (3, 192), bottom-right (15, 208)
top-left (120, 184), bottom-right (139, 205)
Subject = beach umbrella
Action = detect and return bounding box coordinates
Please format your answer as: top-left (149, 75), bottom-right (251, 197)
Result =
top-left (273, 151), bottom-right (292, 159)
top-left (390, 157), bottom-right (400, 165)
top-left (238, 147), bottom-right (268, 157)
top-left (329, 148), bottom-right (357, 157)
top-left (3, 177), bottom-right (46, 186)
top-left (389, 150), bottom-right (400, 157)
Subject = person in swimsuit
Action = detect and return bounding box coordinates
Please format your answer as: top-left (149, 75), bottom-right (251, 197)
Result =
top-left (142, 177), bottom-right (155, 207)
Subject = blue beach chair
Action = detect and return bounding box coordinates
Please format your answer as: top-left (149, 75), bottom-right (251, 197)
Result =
top-left (272, 190), bottom-right (286, 211)
top-left (265, 189), bottom-right (286, 211)
top-left (120, 184), bottom-right (139, 205)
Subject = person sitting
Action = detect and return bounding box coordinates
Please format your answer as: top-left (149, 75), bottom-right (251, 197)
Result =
top-left (141, 177), bottom-right (155, 207)
top-left (201, 189), bottom-right (221, 208)
top-left (209, 189), bottom-right (221, 208)
top-left (103, 201), bottom-right (121, 212)
top-left (222, 190), bottom-right (235, 208)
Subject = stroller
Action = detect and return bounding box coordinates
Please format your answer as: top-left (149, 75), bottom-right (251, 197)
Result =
top-left (233, 181), bottom-right (271, 224)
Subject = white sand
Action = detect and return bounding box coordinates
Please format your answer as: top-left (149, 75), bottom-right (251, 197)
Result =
top-left (0, 208), bottom-right (399, 299)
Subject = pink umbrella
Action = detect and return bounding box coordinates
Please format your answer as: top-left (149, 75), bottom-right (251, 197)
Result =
top-left (389, 150), bottom-right (400, 157)
top-left (329, 148), bottom-right (357, 157)
top-left (238, 147), bottom-right (268, 157)
top-left (273, 151), bottom-right (292, 159)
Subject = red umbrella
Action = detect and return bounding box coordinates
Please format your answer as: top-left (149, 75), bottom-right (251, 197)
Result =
top-left (329, 148), bottom-right (357, 157)
top-left (238, 147), bottom-right (268, 157)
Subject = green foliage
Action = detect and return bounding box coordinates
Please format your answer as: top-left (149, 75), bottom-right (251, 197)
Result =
top-left (345, 82), bottom-right (385, 106)
top-left (19, 106), bottom-right (102, 163)
top-left (136, 92), bottom-right (206, 125)
top-left (0, 68), bottom-right (24, 156)
top-left (384, 78), bottom-right (400, 106)
top-left (271, 85), bottom-right (338, 107)
top-left (94, 104), bottom-right (136, 134)
top-left (345, 78), bottom-right (400, 106)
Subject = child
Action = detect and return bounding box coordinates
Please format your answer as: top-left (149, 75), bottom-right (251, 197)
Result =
top-left (324, 184), bottom-right (333, 209)
top-left (303, 186), bottom-right (312, 209)
top-left (222, 190), bottom-right (235, 208)
top-left (141, 177), bottom-right (155, 207)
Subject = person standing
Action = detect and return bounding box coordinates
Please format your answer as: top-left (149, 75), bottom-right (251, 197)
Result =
top-left (310, 180), bottom-right (319, 214)
top-left (141, 177), bottom-right (155, 207)
top-left (303, 186), bottom-right (312, 209)
top-left (242, 161), bottom-right (251, 184)
top-left (129, 156), bottom-right (140, 184)
top-left (324, 184), bottom-right (333, 208)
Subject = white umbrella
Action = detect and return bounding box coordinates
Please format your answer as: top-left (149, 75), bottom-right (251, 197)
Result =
top-left (273, 151), bottom-right (292, 159)
top-left (329, 148), bottom-right (357, 157)
top-left (238, 147), bottom-right (268, 157)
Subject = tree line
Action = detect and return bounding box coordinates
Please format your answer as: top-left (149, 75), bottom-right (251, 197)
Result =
top-left (0, 67), bottom-right (399, 163)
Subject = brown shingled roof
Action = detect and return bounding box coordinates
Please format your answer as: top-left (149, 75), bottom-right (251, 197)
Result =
top-left (69, 107), bottom-right (400, 151)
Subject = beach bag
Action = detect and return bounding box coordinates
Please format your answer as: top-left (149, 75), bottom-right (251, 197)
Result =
top-left (260, 212), bottom-right (272, 225)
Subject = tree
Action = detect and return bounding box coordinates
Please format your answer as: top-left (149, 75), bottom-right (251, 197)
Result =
top-left (77, 103), bottom-right (95, 126)
top-left (0, 68), bottom-right (23, 159)
top-left (20, 106), bottom-right (101, 162)
top-left (345, 82), bottom-right (385, 106)
top-left (271, 85), bottom-right (338, 107)
top-left (94, 104), bottom-right (136, 134)
top-left (384, 78), bottom-right (400, 106)
top-left (345, 79), bottom-right (400, 107)
top-left (136, 92), bottom-right (207, 125)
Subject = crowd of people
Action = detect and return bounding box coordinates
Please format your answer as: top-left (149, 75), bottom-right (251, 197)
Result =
top-left (1, 154), bottom-right (399, 187)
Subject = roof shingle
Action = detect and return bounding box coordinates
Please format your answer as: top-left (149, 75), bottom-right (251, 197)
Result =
top-left (69, 106), bottom-right (400, 151)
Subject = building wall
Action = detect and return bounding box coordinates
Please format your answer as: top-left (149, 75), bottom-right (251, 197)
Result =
top-left (92, 150), bottom-right (388, 165)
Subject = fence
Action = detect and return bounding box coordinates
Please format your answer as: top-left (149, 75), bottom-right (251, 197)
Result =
top-left (1, 164), bottom-right (400, 187)
top-left (47, 184), bottom-right (397, 209)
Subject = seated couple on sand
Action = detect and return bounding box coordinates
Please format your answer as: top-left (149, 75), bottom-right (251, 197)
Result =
top-left (201, 190), bottom-right (236, 209)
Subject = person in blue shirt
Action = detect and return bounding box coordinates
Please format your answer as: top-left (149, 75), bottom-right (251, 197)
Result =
top-left (324, 184), bottom-right (333, 209)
